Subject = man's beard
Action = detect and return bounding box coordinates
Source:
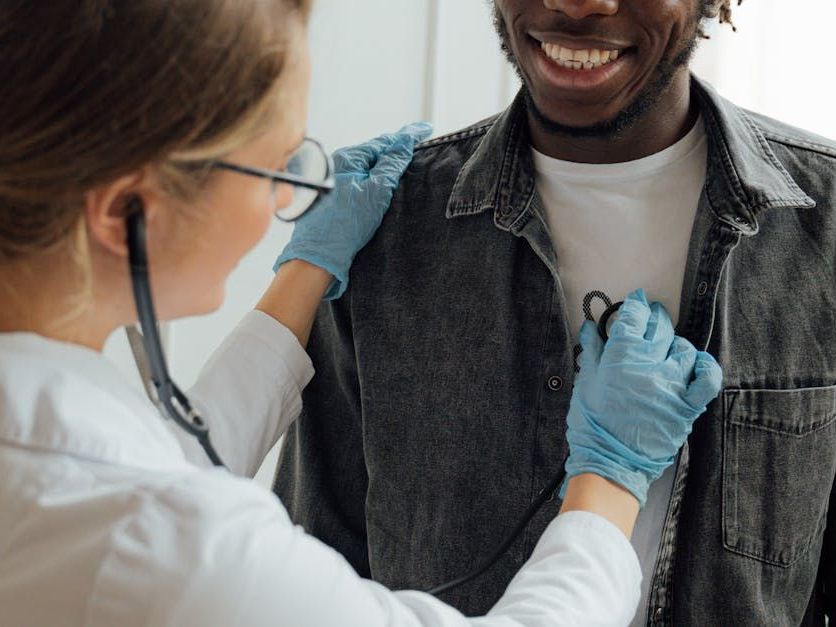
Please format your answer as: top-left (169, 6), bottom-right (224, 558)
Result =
top-left (492, 5), bottom-right (705, 139)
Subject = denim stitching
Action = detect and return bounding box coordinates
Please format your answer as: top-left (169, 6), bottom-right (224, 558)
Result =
top-left (726, 416), bottom-right (836, 438)
top-left (741, 111), bottom-right (810, 200)
top-left (763, 133), bottom-right (836, 161)
top-left (415, 122), bottom-right (494, 152)
top-left (722, 388), bottom-right (833, 567)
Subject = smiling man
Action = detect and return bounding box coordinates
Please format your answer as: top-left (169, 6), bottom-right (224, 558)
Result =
top-left (275, 1), bottom-right (836, 625)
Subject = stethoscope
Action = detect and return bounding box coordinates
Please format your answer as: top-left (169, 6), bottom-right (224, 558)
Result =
top-left (126, 203), bottom-right (225, 467)
top-left (124, 199), bottom-right (624, 597)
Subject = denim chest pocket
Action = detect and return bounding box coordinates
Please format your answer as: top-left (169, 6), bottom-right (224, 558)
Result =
top-left (722, 386), bottom-right (836, 567)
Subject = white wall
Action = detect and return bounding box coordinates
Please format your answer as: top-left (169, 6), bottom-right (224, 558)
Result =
top-left (104, 0), bottom-right (833, 486)
top-left (692, 0), bottom-right (836, 140)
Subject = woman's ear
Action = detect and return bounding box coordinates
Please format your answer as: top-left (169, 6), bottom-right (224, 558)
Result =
top-left (84, 171), bottom-right (156, 258)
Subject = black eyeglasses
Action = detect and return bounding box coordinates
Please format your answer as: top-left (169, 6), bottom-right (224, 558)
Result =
top-left (213, 137), bottom-right (335, 221)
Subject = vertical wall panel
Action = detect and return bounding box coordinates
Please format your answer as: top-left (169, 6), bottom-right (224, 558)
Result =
top-left (428, 0), bottom-right (519, 135)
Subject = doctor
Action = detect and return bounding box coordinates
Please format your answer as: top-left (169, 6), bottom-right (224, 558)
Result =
top-left (0, 1), bottom-right (721, 626)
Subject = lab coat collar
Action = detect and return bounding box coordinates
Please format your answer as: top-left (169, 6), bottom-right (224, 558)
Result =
top-left (0, 332), bottom-right (193, 473)
top-left (443, 74), bottom-right (815, 236)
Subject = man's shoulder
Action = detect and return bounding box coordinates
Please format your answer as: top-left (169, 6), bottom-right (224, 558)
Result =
top-left (386, 114), bottom-right (501, 216)
top-left (417, 115), bottom-right (497, 150)
top-left (408, 114), bottom-right (499, 170)
top-left (746, 109), bottom-right (836, 163)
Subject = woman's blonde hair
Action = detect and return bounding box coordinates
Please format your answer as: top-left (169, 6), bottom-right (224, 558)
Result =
top-left (0, 0), bottom-right (312, 266)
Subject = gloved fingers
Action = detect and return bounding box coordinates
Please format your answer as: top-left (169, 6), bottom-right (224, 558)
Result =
top-left (578, 320), bottom-right (604, 373)
top-left (332, 134), bottom-right (401, 173)
top-left (644, 301), bottom-right (676, 360)
top-left (331, 123), bottom-right (432, 174)
top-left (608, 288), bottom-right (651, 340)
top-left (369, 136), bottom-right (419, 188)
top-left (332, 144), bottom-right (378, 174)
top-left (364, 122), bottom-right (431, 161)
top-left (395, 121), bottom-right (433, 144)
top-left (667, 336), bottom-right (698, 382)
top-left (683, 351), bottom-right (723, 409)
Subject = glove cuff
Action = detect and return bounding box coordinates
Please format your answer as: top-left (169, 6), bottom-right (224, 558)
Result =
top-left (562, 455), bottom-right (651, 508)
top-left (273, 248), bottom-right (348, 301)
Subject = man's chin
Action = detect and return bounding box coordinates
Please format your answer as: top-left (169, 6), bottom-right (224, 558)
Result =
top-left (523, 88), bottom-right (642, 140)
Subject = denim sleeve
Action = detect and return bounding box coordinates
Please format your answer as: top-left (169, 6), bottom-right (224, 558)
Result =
top-left (272, 290), bottom-right (371, 578)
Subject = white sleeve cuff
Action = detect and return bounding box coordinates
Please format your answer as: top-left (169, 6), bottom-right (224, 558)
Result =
top-left (488, 510), bottom-right (642, 627)
top-left (236, 310), bottom-right (315, 391)
top-left (184, 311), bottom-right (315, 476)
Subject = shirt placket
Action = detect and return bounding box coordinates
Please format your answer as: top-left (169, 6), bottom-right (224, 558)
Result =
top-left (516, 195), bottom-right (577, 553)
top-left (645, 197), bottom-right (744, 626)
top-left (491, 126), bottom-right (578, 555)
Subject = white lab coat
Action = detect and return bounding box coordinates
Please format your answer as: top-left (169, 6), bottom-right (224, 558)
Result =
top-left (0, 311), bottom-right (641, 626)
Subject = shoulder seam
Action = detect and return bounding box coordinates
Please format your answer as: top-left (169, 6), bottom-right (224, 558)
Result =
top-left (760, 130), bottom-right (836, 161)
top-left (415, 121), bottom-right (494, 152)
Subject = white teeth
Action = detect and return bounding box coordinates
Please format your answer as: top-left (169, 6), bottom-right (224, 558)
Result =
top-left (540, 42), bottom-right (624, 70)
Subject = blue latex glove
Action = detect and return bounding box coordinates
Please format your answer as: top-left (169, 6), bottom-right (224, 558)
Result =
top-left (562, 289), bottom-right (723, 507)
top-left (274, 122), bottom-right (433, 300)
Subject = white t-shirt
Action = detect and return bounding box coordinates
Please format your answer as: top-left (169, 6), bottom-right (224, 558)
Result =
top-left (532, 117), bottom-right (707, 626)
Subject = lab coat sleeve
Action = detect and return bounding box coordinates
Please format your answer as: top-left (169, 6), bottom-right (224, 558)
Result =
top-left (215, 504), bottom-right (641, 627)
top-left (180, 310), bottom-right (315, 477)
top-left (125, 471), bottom-right (641, 627)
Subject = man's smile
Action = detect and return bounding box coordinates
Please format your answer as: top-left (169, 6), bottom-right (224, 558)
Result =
top-left (527, 32), bottom-right (638, 98)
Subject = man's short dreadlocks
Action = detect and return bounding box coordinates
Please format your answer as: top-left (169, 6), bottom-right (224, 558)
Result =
top-left (699, 0), bottom-right (744, 37)
top-left (716, 0), bottom-right (744, 32)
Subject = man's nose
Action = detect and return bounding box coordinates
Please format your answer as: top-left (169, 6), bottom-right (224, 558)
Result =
top-left (542, 0), bottom-right (619, 19)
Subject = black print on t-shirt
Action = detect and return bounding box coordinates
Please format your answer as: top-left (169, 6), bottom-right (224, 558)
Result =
top-left (573, 290), bottom-right (614, 373)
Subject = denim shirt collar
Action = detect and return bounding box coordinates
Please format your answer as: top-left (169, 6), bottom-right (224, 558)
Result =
top-left (445, 75), bottom-right (815, 236)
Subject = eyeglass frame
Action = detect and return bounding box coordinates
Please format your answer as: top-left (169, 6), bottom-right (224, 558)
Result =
top-left (211, 137), bottom-right (336, 222)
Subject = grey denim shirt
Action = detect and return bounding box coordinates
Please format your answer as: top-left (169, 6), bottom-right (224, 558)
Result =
top-left (275, 76), bottom-right (836, 626)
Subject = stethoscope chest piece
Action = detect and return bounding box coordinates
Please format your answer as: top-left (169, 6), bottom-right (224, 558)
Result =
top-left (597, 301), bottom-right (624, 343)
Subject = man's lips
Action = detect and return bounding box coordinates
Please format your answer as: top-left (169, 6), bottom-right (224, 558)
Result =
top-left (527, 34), bottom-right (637, 96)
top-left (528, 30), bottom-right (633, 51)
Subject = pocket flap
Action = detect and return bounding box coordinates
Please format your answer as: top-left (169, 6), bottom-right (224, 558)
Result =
top-left (724, 385), bottom-right (836, 436)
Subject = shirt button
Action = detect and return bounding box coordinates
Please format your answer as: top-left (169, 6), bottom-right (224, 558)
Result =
top-left (653, 607), bottom-right (664, 622)
top-left (697, 281), bottom-right (709, 296)
top-left (547, 376), bottom-right (563, 391)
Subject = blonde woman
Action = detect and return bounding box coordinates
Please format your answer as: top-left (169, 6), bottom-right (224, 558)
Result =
top-left (0, 2), bottom-right (721, 626)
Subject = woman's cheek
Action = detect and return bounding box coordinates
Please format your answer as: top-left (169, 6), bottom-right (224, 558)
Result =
top-left (237, 186), bottom-right (276, 252)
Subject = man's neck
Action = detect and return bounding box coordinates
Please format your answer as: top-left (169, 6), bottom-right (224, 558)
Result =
top-left (527, 73), bottom-right (698, 164)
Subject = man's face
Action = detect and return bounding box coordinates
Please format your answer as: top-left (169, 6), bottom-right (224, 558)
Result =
top-left (493, 0), bottom-right (713, 137)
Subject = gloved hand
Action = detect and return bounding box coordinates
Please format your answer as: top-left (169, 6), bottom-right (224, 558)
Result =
top-left (562, 289), bottom-right (723, 507)
top-left (274, 122), bottom-right (433, 300)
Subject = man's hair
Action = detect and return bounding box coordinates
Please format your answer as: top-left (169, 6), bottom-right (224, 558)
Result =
top-left (711, 0), bottom-right (744, 33)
